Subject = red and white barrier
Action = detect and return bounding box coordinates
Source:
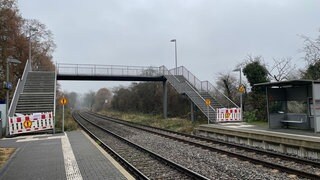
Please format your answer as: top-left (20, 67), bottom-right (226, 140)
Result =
top-left (216, 108), bottom-right (242, 122)
top-left (9, 112), bottom-right (54, 135)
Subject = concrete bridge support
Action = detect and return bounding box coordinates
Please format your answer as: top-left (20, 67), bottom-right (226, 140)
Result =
top-left (190, 101), bottom-right (195, 122)
top-left (163, 80), bottom-right (167, 119)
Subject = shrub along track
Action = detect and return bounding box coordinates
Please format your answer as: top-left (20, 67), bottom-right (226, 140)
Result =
top-left (75, 110), bottom-right (320, 179)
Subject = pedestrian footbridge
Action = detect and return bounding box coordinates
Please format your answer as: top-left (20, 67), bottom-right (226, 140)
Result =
top-left (7, 61), bottom-right (240, 135)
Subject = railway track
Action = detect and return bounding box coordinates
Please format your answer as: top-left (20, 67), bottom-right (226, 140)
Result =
top-left (78, 110), bottom-right (320, 180)
top-left (72, 111), bottom-right (209, 180)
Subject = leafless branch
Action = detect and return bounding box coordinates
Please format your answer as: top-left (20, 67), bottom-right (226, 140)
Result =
top-left (269, 57), bottom-right (296, 81)
top-left (299, 34), bottom-right (320, 65)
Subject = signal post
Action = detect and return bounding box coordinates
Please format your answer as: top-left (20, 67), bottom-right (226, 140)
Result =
top-left (60, 96), bottom-right (68, 133)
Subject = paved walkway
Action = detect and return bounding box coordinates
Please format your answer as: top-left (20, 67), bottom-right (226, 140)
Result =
top-left (0, 130), bottom-right (133, 180)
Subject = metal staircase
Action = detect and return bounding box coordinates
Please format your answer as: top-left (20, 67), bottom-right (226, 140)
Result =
top-left (12, 71), bottom-right (55, 114)
top-left (161, 66), bottom-right (239, 122)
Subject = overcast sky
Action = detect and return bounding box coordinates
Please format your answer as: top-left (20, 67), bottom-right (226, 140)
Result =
top-left (18, 0), bottom-right (320, 94)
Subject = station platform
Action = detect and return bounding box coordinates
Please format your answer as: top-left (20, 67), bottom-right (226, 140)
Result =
top-left (0, 130), bottom-right (133, 180)
top-left (195, 123), bottom-right (320, 159)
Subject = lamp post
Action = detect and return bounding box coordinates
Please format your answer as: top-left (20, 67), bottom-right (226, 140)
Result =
top-left (29, 27), bottom-right (37, 63)
top-left (170, 39), bottom-right (177, 75)
top-left (6, 57), bottom-right (21, 136)
top-left (233, 67), bottom-right (243, 121)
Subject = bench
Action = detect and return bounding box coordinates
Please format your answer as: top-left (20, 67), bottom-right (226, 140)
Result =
top-left (280, 114), bottom-right (307, 128)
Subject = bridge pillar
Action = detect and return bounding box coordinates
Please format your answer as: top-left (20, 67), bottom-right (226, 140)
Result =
top-left (190, 101), bottom-right (195, 122)
top-left (163, 80), bottom-right (167, 119)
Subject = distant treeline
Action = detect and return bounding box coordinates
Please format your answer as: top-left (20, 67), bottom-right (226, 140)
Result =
top-left (111, 82), bottom-right (191, 117)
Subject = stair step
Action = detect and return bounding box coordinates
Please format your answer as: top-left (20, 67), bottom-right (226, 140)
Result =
top-left (16, 106), bottom-right (53, 108)
top-left (17, 101), bottom-right (54, 104)
top-left (17, 100), bottom-right (53, 103)
top-left (19, 97), bottom-right (54, 99)
top-left (13, 71), bottom-right (55, 115)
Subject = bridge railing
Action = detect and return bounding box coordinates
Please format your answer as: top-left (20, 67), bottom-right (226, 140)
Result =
top-left (171, 66), bottom-right (239, 108)
top-left (56, 63), bottom-right (164, 77)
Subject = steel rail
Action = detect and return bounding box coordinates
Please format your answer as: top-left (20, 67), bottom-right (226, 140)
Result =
top-left (86, 111), bottom-right (320, 180)
top-left (88, 111), bottom-right (320, 167)
top-left (74, 111), bottom-right (210, 180)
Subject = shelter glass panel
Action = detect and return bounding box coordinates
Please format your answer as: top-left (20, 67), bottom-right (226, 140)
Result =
top-left (287, 101), bottom-right (307, 114)
top-left (269, 100), bottom-right (307, 114)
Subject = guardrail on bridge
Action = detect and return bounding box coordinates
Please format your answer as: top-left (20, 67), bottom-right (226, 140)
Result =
top-left (56, 63), bottom-right (164, 77)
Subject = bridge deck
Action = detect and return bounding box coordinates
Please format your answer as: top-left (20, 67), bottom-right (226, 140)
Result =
top-left (56, 63), bottom-right (167, 81)
top-left (57, 74), bottom-right (166, 81)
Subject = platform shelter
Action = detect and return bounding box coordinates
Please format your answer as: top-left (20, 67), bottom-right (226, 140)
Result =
top-left (255, 80), bottom-right (320, 133)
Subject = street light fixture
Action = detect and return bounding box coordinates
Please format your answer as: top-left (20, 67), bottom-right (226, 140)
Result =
top-left (170, 39), bottom-right (177, 75)
top-left (5, 56), bottom-right (21, 136)
top-left (233, 67), bottom-right (243, 121)
top-left (29, 27), bottom-right (38, 63)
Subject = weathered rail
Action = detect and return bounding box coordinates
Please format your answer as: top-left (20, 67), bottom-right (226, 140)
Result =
top-left (73, 111), bottom-right (210, 180)
top-left (84, 111), bottom-right (320, 180)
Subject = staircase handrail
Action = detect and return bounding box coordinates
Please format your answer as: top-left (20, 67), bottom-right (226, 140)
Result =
top-left (159, 65), bottom-right (181, 82)
top-left (184, 81), bottom-right (216, 112)
top-left (170, 66), bottom-right (203, 91)
top-left (9, 60), bottom-right (32, 116)
top-left (174, 66), bottom-right (239, 108)
top-left (160, 65), bottom-right (185, 94)
top-left (206, 81), bottom-right (239, 108)
top-left (8, 80), bottom-right (20, 116)
top-left (159, 65), bottom-right (169, 75)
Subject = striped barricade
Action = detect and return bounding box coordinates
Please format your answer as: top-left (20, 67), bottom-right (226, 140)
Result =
top-left (216, 108), bottom-right (242, 122)
top-left (9, 112), bottom-right (54, 135)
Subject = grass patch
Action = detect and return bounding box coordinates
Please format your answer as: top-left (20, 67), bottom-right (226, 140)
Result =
top-left (99, 110), bottom-right (270, 133)
top-left (0, 148), bottom-right (15, 168)
top-left (99, 110), bottom-right (207, 134)
top-left (55, 108), bottom-right (80, 132)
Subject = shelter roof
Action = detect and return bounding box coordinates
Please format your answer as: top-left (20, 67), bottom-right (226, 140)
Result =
top-left (254, 79), bottom-right (320, 88)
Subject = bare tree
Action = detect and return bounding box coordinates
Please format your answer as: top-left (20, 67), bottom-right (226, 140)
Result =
top-left (299, 32), bottom-right (320, 80)
top-left (215, 72), bottom-right (239, 106)
top-left (268, 57), bottom-right (296, 81)
top-left (243, 55), bottom-right (297, 82)
top-left (300, 34), bottom-right (320, 65)
top-left (23, 19), bottom-right (56, 70)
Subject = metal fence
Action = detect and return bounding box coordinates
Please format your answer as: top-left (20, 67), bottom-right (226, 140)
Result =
top-left (56, 63), bottom-right (164, 77)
